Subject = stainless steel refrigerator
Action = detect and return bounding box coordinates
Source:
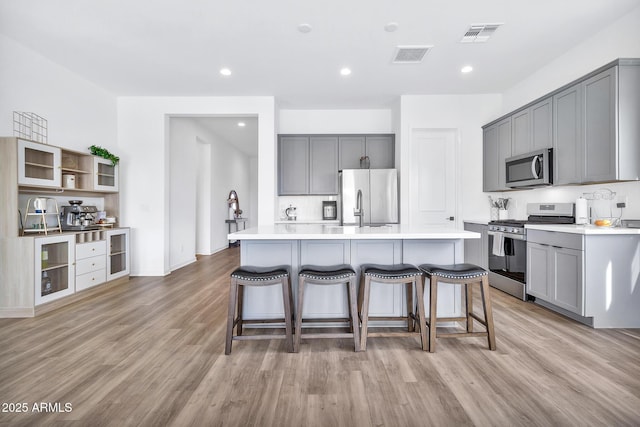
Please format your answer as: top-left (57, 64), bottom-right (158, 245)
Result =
top-left (340, 169), bottom-right (398, 225)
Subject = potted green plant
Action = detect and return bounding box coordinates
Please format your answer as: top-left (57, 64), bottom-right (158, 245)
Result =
top-left (89, 145), bottom-right (120, 166)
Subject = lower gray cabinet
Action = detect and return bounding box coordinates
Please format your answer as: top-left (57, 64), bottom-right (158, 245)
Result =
top-left (463, 222), bottom-right (488, 269)
top-left (527, 230), bottom-right (584, 315)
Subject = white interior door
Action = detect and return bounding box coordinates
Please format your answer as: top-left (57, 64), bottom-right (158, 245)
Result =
top-left (409, 129), bottom-right (458, 227)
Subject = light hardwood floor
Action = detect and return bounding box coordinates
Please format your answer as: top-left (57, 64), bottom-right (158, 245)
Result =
top-left (1, 247), bottom-right (639, 426)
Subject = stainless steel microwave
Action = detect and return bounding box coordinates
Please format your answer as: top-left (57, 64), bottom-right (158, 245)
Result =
top-left (505, 148), bottom-right (552, 188)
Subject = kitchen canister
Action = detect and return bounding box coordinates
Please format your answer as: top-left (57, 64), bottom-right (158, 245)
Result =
top-left (63, 174), bottom-right (76, 189)
top-left (575, 197), bottom-right (588, 224)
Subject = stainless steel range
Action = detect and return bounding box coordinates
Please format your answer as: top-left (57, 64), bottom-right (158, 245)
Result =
top-left (487, 203), bottom-right (574, 300)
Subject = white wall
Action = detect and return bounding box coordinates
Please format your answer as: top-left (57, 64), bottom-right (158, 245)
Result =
top-left (398, 95), bottom-right (503, 225)
top-left (117, 97), bottom-right (275, 276)
top-left (0, 34), bottom-right (117, 152)
top-left (196, 140), bottom-right (212, 255)
top-left (278, 109), bottom-right (393, 134)
top-left (490, 5), bottom-right (640, 221)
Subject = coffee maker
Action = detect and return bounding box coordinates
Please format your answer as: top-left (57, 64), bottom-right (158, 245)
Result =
top-left (61, 200), bottom-right (99, 231)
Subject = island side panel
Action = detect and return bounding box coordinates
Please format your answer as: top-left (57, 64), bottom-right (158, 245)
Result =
top-left (298, 240), bottom-right (351, 319)
top-left (402, 239), bottom-right (464, 318)
top-left (240, 240), bottom-right (299, 320)
top-left (585, 235), bottom-right (640, 328)
top-left (351, 239), bottom-right (405, 318)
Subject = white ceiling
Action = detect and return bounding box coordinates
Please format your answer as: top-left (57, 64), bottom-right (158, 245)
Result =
top-left (1, 0), bottom-right (639, 109)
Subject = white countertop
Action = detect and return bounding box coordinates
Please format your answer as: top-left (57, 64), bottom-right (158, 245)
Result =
top-left (463, 219), bottom-right (489, 225)
top-left (526, 223), bottom-right (640, 235)
top-left (229, 223), bottom-right (480, 240)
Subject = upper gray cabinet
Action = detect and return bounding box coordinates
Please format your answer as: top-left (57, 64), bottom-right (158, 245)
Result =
top-left (338, 135), bottom-right (394, 170)
top-left (512, 97), bottom-right (552, 156)
top-left (309, 136), bottom-right (338, 194)
top-left (483, 117), bottom-right (511, 191)
top-left (338, 136), bottom-right (365, 169)
top-left (278, 136), bottom-right (309, 195)
top-left (279, 134), bottom-right (393, 195)
top-left (484, 58), bottom-right (640, 191)
top-left (583, 68), bottom-right (617, 183)
top-left (553, 83), bottom-right (583, 185)
top-left (554, 64), bottom-right (640, 185)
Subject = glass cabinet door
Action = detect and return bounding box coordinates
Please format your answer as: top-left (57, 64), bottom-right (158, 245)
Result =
top-left (35, 235), bottom-right (75, 305)
top-left (93, 157), bottom-right (119, 191)
top-left (106, 228), bottom-right (129, 281)
top-left (18, 139), bottom-right (62, 187)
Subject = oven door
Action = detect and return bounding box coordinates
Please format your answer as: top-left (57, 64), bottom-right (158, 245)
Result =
top-left (487, 231), bottom-right (527, 284)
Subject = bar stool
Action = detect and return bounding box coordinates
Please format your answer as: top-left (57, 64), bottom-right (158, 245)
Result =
top-left (358, 264), bottom-right (427, 351)
top-left (295, 265), bottom-right (360, 352)
top-left (419, 263), bottom-right (496, 352)
top-left (225, 265), bottom-right (294, 355)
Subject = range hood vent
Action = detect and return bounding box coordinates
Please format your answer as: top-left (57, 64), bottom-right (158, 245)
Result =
top-left (392, 45), bottom-right (432, 64)
top-left (460, 23), bottom-right (502, 43)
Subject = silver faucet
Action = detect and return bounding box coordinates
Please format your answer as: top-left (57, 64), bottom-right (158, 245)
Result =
top-left (354, 189), bottom-right (364, 227)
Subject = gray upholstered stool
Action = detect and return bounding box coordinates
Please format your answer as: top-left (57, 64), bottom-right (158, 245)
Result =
top-left (419, 263), bottom-right (496, 352)
top-left (358, 264), bottom-right (427, 351)
top-left (225, 265), bottom-right (294, 355)
top-left (295, 265), bottom-right (360, 352)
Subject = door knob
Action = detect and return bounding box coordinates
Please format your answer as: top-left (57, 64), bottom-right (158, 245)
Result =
top-left (446, 216), bottom-right (454, 221)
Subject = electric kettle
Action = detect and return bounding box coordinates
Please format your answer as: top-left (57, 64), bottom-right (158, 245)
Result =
top-left (285, 205), bottom-right (297, 221)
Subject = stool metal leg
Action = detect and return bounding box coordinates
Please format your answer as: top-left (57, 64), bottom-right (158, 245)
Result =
top-left (225, 278), bottom-right (239, 355)
top-left (480, 275), bottom-right (497, 350)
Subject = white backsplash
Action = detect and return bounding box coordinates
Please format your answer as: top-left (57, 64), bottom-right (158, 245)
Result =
top-left (486, 180), bottom-right (640, 222)
top-left (277, 195), bottom-right (340, 222)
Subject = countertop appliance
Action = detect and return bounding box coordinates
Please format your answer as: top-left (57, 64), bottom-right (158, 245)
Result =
top-left (506, 148), bottom-right (553, 188)
top-left (487, 202), bottom-right (574, 300)
top-left (60, 204), bottom-right (100, 231)
top-left (322, 201), bottom-right (337, 220)
top-left (285, 205), bottom-right (297, 221)
top-left (340, 169), bottom-right (398, 226)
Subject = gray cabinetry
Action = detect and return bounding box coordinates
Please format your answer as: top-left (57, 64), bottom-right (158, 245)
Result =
top-left (278, 136), bottom-right (309, 195)
top-left (485, 59), bottom-right (640, 191)
top-left (530, 98), bottom-right (553, 151)
top-left (497, 118), bottom-right (512, 191)
top-left (583, 68), bottom-right (617, 183)
top-left (338, 135), bottom-right (394, 170)
top-left (309, 136), bottom-right (338, 194)
top-left (365, 135), bottom-right (395, 168)
top-left (482, 117), bottom-right (511, 192)
top-left (463, 222), bottom-right (488, 269)
top-left (553, 83), bottom-right (582, 185)
top-left (511, 97), bottom-right (552, 156)
top-left (527, 230), bottom-right (584, 315)
top-left (482, 125), bottom-right (499, 192)
top-left (338, 136), bottom-right (365, 169)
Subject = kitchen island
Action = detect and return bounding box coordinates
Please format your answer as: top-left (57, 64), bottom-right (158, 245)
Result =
top-left (228, 224), bottom-right (479, 324)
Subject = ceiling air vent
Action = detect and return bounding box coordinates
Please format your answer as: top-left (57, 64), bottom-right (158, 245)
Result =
top-left (460, 23), bottom-right (502, 43)
top-left (392, 45), bottom-right (432, 64)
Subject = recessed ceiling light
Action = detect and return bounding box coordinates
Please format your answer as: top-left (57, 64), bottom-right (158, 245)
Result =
top-left (461, 65), bottom-right (473, 73)
top-left (298, 23), bottom-right (312, 34)
top-left (237, 122), bottom-right (246, 127)
top-left (340, 67), bottom-right (352, 76)
top-left (220, 68), bottom-right (232, 76)
top-left (384, 22), bottom-right (399, 32)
